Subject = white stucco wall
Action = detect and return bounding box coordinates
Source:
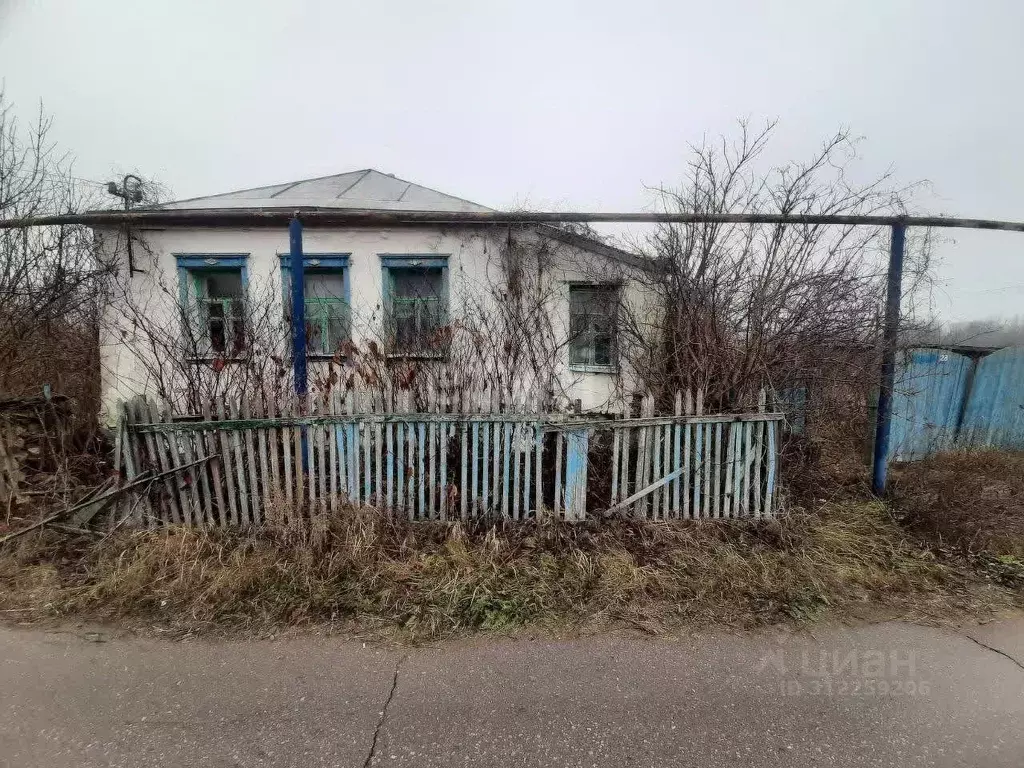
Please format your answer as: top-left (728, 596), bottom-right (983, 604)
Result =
top-left (97, 224), bottom-right (653, 423)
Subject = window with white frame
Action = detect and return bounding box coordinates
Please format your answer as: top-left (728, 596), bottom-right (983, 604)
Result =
top-left (568, 284), bottom-right (619, 370)
top-left (177, 255), bottom-right (248, 358)
top-left (381, 255), bottom-right (449, 355)
top-left (281, 255), bottom-right (351, 357)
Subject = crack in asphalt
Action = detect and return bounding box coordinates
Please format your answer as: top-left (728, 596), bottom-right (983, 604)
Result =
top-left (363, 654), bottom-right (406, 768)
top-left (961, 631), bottom-right (1024, 673)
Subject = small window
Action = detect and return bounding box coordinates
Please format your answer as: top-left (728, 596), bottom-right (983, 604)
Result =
top-left (569, 285), bottom-right (619, 370)
top-left (381, 256), bottom-right (449, 356)
top-left (282, 257), bottom-right (351, 357)
top-left (177, 256), bottom-right (248, 359)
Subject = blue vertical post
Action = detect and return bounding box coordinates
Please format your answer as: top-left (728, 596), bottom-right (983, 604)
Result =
top-left (872, 222), bottom-right (907, 495)
top-left (289, 215), bottom-right (309, 469)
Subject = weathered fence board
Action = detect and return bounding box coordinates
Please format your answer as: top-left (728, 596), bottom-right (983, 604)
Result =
top-left (118, 388), bottom-right (783, 526)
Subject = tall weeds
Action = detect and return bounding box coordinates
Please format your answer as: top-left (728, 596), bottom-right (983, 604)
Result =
top-left (2, 501), bottom-right (1014, 638)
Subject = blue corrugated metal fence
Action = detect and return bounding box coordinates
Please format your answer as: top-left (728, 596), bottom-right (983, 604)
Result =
top-left (890, 345), bottom-right (1024, 460)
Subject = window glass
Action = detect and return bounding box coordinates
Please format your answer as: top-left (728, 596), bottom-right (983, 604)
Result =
top-left (187, 268), bottom-right (245, 356)
top-left (569, 285), bottom-right (618, 367)
top-left (388, 267), bottom-right (446, 354)
top-left (283, 268), bottom-right (350, 356)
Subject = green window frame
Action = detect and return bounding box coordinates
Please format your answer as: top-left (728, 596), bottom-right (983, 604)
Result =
top-left (380, 255), bottom-right (449, 357)
top-left (280, 255), bottom-right (351, 358)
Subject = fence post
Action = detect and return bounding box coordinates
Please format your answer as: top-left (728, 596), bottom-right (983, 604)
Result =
top-left (289, 215), bottom-right (309, 471)
top-left (871, 222), bottom-right (906, 495)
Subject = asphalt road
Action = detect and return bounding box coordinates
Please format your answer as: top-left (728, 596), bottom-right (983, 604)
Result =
top-left (2, 618), bottom-right (1023, 767)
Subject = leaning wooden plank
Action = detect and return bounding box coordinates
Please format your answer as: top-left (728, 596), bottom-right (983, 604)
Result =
top-left (177, 421), bottom-right (203, 526)
top-left (162, 407), bottom-right (194, 524)
top-left (191, 411), bottom-right (214, 527)
top-left (201, 400), bottom-right (227, 526)
top-left (132, 401), bottom-right (159, 525)
top-left (0, 455), bottom-right (216, 545)
top-left (603, 464), bottom-right (685, 518)
top-left (117, 405), bottom-right (145, 525)
top-left (147, 401), bottom-right (182, 524)
top-left (215, 398), bottom-right (240, 525)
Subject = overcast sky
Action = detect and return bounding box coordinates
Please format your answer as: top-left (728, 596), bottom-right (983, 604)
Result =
top-left (1, 0), bottom-right (1023, 321)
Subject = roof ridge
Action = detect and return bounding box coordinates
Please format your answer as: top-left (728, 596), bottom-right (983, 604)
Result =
top-left (334, 169), bottom-right (372, 199)
top-left (159, 169), bottom-right (375, 208)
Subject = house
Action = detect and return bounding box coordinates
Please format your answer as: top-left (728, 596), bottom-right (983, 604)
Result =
top-left (96, 170), bottom-right (654, 422)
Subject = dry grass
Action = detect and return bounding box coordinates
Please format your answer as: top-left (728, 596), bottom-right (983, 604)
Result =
top-left (2, 500), bottom-right (1017, 640)
top-left (891, 450), bottom-right (1024, 558)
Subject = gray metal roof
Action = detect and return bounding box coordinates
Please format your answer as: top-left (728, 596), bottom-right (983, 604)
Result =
top-left (159, 169), bottom-right (491, 213)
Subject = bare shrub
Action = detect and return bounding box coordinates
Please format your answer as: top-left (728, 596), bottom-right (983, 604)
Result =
top-left (618, 121), bottom-right (932, 418)
top-left (0, 92), bottom-right (105, 437)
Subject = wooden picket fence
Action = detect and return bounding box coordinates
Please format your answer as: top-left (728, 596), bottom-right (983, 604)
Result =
top-left (114, 388), bottom-right (782, 526)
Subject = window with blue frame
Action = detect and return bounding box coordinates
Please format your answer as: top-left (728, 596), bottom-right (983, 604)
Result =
top-left (280, 254), bottom-right (351, 357)
top-left (176, 255), bottom-right (249, 358)
top-left (380, 255), bottom-right (449, 355)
